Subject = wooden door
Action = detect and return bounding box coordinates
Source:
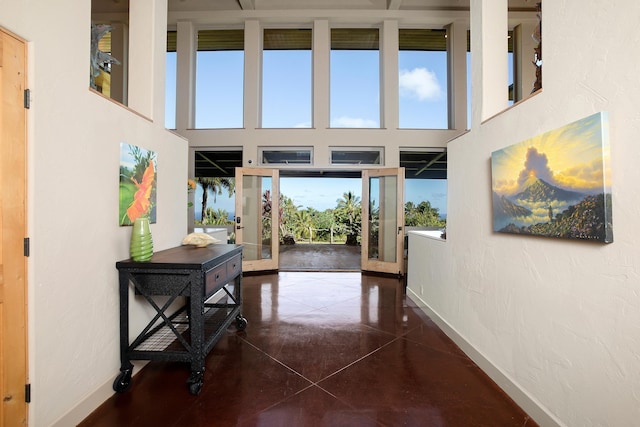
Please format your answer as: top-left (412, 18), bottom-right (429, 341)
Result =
top-left (0, 27), bottom-right (29, 426)
top-left (361, 168), bottom-right (405, 275)
top-left (234, 168), bottom-right (279, 272)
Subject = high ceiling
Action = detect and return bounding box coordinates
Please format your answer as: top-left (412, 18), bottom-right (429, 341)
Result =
top-left (168, 0), bottom-right (537, 12)
top-left (93, 0), bottom-right (538, 14)
top-left (93, 0), bottom-right (536, 181)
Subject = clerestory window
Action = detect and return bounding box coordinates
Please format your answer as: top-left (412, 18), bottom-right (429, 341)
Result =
top-left (330, 28), bottom-right (380, 128)
top-left (195, 29), bottom-right (245, 129)
top-left (398, 29), bottom-right (449, 129)
top-left (262, 29), bottom-right (312, 128)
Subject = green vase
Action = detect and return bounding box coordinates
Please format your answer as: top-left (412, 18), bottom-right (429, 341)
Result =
top-left (130, 216), bottom-right (153, 261)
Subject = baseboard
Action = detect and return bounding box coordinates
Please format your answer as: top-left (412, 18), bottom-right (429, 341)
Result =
top-left (406, 288), bottom-right (564, 427)
top-left (50, 362), bottom-right (147, 427)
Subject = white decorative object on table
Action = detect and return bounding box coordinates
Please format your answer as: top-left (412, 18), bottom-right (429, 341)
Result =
top-left (181, 232), bottom-right (220, 248)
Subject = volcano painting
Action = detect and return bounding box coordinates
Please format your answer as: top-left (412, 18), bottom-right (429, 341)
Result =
top-left (491, 112), bottom-right (612, 243)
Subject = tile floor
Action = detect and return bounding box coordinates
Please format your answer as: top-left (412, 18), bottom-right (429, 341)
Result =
top-left (279, 244), bottom-right (361, 271)
top-left (79, 272), bottom-right (537, 427)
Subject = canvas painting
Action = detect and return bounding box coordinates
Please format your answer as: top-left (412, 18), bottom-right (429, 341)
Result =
top-left (491, 112), bottom-right (612, 243)
top-left (119, 143), bottom-right (157, 226)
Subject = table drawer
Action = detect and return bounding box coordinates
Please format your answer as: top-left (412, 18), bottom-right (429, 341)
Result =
top-left (226, 254), bottom-right (241, 278)
top-left (204, 253), bottom-right (242, 296)
top-left (205, 264), bottom-right (227, 296)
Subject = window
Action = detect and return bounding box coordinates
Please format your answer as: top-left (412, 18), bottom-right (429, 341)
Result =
top-left (330, 28), bottom-right (380, 128)
top-left (90, 0), bottom-right (129, 105)
top-left (466, 47), bottom-right (471, 129)
top-left (262, 29), bottom-right (312, 128)
top-left (513, 1), bottom-right (542, 100)
top-left (508, 31), bottom-right (514, 106)
top-left (259, 147), bottom-right (313, 165)
top-left (192, 150), bottom-right (242, 225)
top-left (466, 22), bottom-right (531, 127)
top-left (465, 31), bottom-right (522, 127)
top-left (165, 31), bottom-right (177, 129)
top-left (400, 150), bottom-right (447, 229)
top-left (532, 2), bottom-right (542, 93)
top-left (330, 148), bottom-right (383, 165)
top-left (398, 29), bottom-right (448, 129)
top-left (195, 30), bottom-right (244, 128)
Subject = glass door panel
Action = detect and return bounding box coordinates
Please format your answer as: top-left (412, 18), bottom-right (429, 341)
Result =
top-left (361, 168), bottom-right (405, 275)
top-left (235, 168), bottom-right (279, 272)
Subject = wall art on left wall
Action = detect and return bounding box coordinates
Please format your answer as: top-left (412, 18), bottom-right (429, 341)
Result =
top-left (119, 143), bottom-right (157, 226)
top-left (491, 112), bottom-right (612, 243)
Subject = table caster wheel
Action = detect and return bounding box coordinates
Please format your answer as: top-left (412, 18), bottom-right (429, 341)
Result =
top-left (189, 381), bottom-right (203, 395)
top-left (236, 315), bottom-right (248, 331)
top-left (113, 369), bottom-right (132, 393)
top-left (187, 371), bottom-right (204, 395)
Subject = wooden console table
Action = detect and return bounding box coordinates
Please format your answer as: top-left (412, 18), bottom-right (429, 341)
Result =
top-left (113, 244), bottom-right (245, 395)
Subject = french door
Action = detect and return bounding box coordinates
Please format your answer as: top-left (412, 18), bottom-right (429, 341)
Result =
top-left (361, 168), bottom-right (405, 275)
top-left (234, 168), bottom-right (279, 272)
top-left (234, 167), bottom-right (404, 275)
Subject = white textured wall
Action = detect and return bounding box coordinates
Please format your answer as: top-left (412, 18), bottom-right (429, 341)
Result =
top-left (4, 0), bottom-right (637, 425)
top-left (409, 1), bottom-right (640, 426)
top-left (1, 1), bottom-right (187, 426)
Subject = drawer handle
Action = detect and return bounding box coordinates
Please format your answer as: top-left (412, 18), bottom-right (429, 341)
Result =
top-left (232, 263), bottom-right (236, 269)
top-left (215, 273), bottom-right (220, 280)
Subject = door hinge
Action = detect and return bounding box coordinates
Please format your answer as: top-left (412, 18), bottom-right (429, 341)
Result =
top-left (25, 384), bottom-right (31, 403)
top-left (24, 237), bottom-right (30, 257)
top-left (24, 88), bottom-right (31, 109)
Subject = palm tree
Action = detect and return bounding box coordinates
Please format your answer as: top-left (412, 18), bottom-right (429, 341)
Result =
top-left (197, 177), bottom-right (235, 223)
top-left (261, 190), bottom-right (273, 242)
top-left (279, 194), bottom-right (301, 239)
top-left (334, 191), bottom-right (362, 245)
top-left (404, 200), bottom-right (445, 227)
top-left (293, 209), bottom-right (315, 242)
top-left (202, 207), bottom-right (233, 225)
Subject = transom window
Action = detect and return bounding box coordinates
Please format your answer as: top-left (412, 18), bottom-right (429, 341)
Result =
top-left (330, 147), bottom-right (383, 165)
top-left (259, 147), bottom-right (313, 165)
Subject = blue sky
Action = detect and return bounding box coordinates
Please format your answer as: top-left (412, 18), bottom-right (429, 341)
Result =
top-left (167, 43), bottom-right (451, 220)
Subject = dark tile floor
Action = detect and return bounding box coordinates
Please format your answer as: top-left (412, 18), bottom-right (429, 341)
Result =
top-left (79, 272), bottom-right (537, 427)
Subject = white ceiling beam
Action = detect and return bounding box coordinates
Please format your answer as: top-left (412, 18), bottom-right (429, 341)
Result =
top-left (387, 0), bottom-right (402, 10)
top-left (238, 0), bottom-right (255, 10)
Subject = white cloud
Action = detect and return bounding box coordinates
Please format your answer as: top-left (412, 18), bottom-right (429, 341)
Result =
top-left (399, 67), bottom-right (442, 101)
top-left (330, 116), bottom-right (378, 128)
